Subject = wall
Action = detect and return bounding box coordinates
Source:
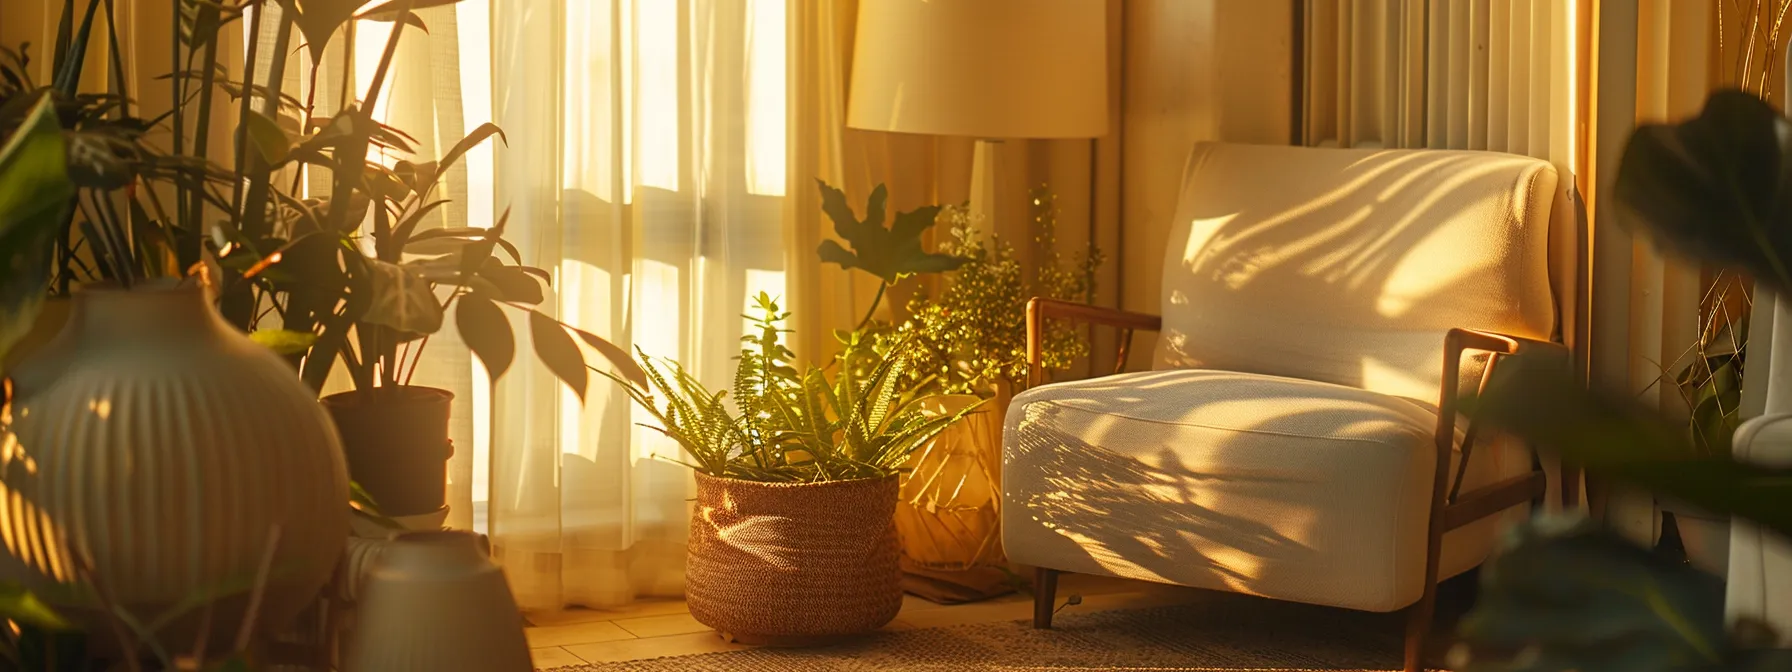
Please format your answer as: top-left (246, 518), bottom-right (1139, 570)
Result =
top-left (1119, 0), bottom-right (1295, 365)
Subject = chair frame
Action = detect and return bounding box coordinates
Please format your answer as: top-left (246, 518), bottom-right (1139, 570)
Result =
top-left (1019, 297), bottom-right (1577, 672)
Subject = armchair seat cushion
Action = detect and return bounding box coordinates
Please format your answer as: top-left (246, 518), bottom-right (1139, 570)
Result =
top-left (1001, 368), bottom-right (1523, 612)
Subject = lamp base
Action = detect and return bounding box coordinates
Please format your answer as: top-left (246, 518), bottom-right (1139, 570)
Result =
top-left (969, 138), bottom-right (1004, 243)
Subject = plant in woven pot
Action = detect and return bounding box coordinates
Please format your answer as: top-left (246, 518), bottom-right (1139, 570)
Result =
top-left (821, 184), bottom-right (1104, 601)
top-left (605, 289), bottom-right (975, 644)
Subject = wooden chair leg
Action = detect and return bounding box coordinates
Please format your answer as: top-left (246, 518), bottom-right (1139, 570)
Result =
top-left (1403, 579), bottom-right (1437, 672)
top-left (1033, 567), bottom-right (1059, 629)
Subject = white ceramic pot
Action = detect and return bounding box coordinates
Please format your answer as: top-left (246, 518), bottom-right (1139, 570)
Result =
top-left (344, 530), bottom-right (530, 672)
top-left (0, 281), bottom-right (349, 645)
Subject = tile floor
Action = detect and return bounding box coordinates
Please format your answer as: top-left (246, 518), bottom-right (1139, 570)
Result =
top-left (524, 574), bottom-right (1207, 669)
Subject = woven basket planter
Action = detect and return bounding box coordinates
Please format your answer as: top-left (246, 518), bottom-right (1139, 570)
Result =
top-left (687, 472), bottom-right (902, 644)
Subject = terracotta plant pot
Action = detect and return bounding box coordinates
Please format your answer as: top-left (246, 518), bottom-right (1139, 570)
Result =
top-left (343, 530), bottom-right (530, 671)
top-left (323, 386), bottom-right (453, 517)
top-left (686, 473), bottom-right (902, 644)
top-left (0, 282), bottom-right (350, 645)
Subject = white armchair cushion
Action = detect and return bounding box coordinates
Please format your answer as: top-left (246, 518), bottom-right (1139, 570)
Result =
top-left (1151, 143), bottom-right (1558, 402)
top-left (1002, 368), bottom-right (1525, 612)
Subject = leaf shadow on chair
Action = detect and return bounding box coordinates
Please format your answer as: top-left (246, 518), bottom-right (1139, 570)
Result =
top-left (1008, 413), bottom-right (1316, 587)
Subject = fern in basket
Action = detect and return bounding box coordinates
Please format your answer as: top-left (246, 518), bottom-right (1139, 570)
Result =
top-left (601, 293), bottom-right (975, 483)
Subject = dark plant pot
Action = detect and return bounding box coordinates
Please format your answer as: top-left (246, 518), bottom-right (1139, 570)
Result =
top-left (323, 386), bottom-right (453, 517)
top-left (686, 472), bottom-right (902, 645)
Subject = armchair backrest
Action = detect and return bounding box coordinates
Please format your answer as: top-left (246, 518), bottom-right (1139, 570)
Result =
top-left (1152, 142), bottom-right (1559, 402)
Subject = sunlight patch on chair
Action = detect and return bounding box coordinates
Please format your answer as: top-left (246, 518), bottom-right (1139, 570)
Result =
top-left (1360, 358), bottom-right (1433, 403)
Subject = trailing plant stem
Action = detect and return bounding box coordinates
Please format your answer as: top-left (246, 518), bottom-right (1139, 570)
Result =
top-left (857, 282), bottom-right (887, 331)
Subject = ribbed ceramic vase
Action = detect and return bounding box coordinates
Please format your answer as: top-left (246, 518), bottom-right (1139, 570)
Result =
top-left (0, 281), bottom-right (349, 643)
top-left (344, 530), bottom-right (530, 672)
top-left (686, 473), bottom-right (902, 644)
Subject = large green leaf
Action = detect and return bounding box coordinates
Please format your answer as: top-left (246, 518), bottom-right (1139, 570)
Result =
top-left (815, 180), bottom-right (966, 284)
top-left (456, 292), bottom-right (513, 382)
top-left (1614, 89), bottom-right (1792, 292)
top-left (529, 309), bottom-right (588, 402)
top-left (361, 259), bottom-right (445, 334)
top-left (1479, 355), bottom-right (1792, 541)
top-left (0, 97), bottom-right (75, 374)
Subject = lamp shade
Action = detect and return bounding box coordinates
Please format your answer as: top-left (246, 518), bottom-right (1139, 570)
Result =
top-left (847, 0), bottom-right (1109, 139)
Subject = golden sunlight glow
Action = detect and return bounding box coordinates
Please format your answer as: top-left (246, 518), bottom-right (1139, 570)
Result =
top-left (634, 259), bottom-right (682, 464)
top-left (353, 21), bottom-right (396, 122)
top-left (0, 433), bottom-right (70, 582)
top-left (456, 2), bottom-right (498, 229)
top-left (85, 399), bottom-right (110, 421)
top-left (1360, 358), bottom-right (1434, 403)
top-left (559, 261), bottom-right (616, 457)
top-left (744, 0), bottom-right (788, 197)
top-left (563, 0), bottom-right (627, 204)
top-left (638, 0), bottom-right (680, 191)
top-left (471, 355), bottom-right (491, 505)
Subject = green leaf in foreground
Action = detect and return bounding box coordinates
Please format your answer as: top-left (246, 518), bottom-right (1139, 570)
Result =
top-left (0, 97), bottom-right (76, 374)
top-left (0, 581), bottom-right (69, 630)
top-left (249, 329), bottom-right (320, 356)
top-left (1479, 355), bottom-right (1792, 540)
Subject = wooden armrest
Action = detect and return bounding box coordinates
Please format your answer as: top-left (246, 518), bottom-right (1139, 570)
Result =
top-left (1027, 298), bottom-right (1163, 332)
top-left (1025, 298), bottom-right (1162, 388)
top-left (1429, 327), bottom-right (1573, 539)
top-left (1435, 328), bottom-right (1569, 451)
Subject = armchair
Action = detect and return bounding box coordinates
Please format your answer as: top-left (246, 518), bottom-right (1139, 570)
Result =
top-left (1004, 142), bottom-right (1577, 672)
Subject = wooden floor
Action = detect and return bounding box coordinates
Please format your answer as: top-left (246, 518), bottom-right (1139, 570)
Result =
top-left (525, 574), bottom-right (1207, 669)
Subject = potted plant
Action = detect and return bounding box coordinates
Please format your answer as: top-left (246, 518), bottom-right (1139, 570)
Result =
top-left (171, 1), bottom-right (640, 520)
top-left (603, 292), bottom-right (974, 644)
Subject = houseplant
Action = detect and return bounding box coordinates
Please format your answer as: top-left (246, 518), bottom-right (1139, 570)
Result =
top-left (601, 184), bottom-right (976, 641)
top-left (606, 293), bottom-right (974, 643)
top-left (1448, 89), bottom-right (1792, 671)
top-left (818, 183), bottom-right (1103, 600)
top-left (151, 0), bottom-right (641, 519)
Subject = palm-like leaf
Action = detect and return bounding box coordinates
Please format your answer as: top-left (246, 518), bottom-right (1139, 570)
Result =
top-left (815, 180), bottom-right (967, 284)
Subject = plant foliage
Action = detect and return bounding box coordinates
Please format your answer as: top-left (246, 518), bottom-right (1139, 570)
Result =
top-left (816, 180), bottom-right (967, 286)
top-left (603, 293), bottom-right (974, 483)
top-left (894, 188), bottom-right (1103, 396)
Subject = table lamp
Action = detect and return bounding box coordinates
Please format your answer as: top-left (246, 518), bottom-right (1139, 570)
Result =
top-left (847, 0), bottom-right (1109, 233)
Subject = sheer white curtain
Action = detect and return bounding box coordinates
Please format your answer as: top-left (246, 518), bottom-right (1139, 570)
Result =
top-left (472, 0), bottom-right (789, 610)
top-left (347, 0), bottom-right (791, 610)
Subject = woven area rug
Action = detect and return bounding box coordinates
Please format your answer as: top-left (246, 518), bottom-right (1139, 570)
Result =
top-left (549, 592), bottom-right (1422, 671)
